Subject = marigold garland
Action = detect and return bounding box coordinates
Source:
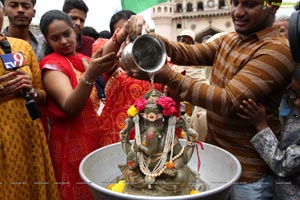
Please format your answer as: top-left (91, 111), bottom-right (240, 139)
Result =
top-left (127, 105), bottom-right (139, 117)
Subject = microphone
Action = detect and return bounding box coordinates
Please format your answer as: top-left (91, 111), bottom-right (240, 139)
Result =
top-left (0, 39), bottom-right (42, 120)
top-left (22, 88), bottom-right (42, 120)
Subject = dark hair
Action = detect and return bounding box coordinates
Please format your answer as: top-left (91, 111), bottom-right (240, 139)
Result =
top-left (81, 26), bottom-right (100, 40)
top-left (98, 30), bottom-right (111, 39)
top-left (62, 0), bottom-right (89, 14)
top-left (109, 10), bottom-right (135, 34)
top-left (1, 0), bottom-right (36, 6)
top-left (39, 9), bottom-right (74, 55)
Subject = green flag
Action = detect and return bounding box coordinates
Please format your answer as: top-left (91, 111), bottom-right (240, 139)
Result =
top-left (121, 0), bottom-right (168, 13)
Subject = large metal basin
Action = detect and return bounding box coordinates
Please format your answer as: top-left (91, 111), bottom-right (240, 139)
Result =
top-left (79, 141), bottom-right (241, 200)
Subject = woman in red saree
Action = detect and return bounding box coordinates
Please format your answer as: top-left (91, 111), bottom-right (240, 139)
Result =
top-left (39, 10), bottom-right (116, 200)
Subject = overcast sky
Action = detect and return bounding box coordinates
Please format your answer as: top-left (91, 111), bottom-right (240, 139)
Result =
top-left (31, 0), bottom-right (297, 33)
top-left (32, 0), bottom-right (153, 32)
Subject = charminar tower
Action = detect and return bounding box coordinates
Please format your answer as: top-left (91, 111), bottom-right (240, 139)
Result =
top-left (151, 0), bottom-right (234, 42)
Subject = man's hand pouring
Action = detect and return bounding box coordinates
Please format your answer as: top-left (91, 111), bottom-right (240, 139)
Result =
top-left (117, 15), bottom-right (150, 57)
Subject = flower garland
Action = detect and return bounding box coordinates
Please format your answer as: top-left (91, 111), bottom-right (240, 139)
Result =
top-left (156, 96), bottom-right (177, 116)
top-left (127, 96), bottom-right (177, 117)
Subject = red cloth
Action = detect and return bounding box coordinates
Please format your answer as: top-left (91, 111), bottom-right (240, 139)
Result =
top-left (40, 53), bottom-right (100, 200)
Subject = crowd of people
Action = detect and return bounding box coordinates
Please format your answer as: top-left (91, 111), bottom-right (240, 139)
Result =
top-left (0, 0), bottom-right (299, 199)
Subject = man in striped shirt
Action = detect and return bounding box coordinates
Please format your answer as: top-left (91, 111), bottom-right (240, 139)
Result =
top-left (109, 0), bottom-right (296, 199)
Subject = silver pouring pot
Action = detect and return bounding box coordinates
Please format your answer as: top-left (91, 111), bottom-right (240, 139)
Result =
top-left (119, 34), bottom-right (167, 73)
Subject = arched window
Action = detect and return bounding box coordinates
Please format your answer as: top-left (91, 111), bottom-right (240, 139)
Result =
top-left (176, 3), bottom-right (183, 12)
top-left (177, 23), bottom-right (182, 29)
top-left (219, 0), bottom-right (226, 9)
top-left (187, 2), bottom-right (193, 12)
top-left (197, 1), bottom-right (203, 11)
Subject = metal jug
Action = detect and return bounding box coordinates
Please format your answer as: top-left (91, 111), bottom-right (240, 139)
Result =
top-left (119, 34), bottom-right (167, 73)
top-left (289, 10), bottom-right (300, 62)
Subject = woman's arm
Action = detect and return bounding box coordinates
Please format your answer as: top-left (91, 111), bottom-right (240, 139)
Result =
top-left (42, 69), bottom-right (94, 117)
top-left (42, 48), bottom-right (116, 117)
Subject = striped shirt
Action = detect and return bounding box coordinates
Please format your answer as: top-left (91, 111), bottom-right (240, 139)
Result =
top-left (150, 26), bottom-right (296, 182)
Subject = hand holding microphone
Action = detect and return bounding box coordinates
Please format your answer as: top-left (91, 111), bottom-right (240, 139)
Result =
top-left (16, 70), bottom-right (42, 120)
top-left (0, 39), bottom-right (41, 120)
top-left (0, 69), bottom-right (32, 93)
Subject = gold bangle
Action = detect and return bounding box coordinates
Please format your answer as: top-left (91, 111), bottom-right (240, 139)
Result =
top-left (82, 74), bottom-right (95, 86)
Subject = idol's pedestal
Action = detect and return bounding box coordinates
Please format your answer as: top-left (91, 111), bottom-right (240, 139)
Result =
top-left (79, 140), bottom-right (241, 200)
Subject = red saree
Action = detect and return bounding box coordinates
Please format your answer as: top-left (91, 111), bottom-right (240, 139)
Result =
top-left (40, 53), bottom-right (100, 200)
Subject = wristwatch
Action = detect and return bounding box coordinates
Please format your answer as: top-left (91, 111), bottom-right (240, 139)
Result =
top-left (29, 88), bottom-right (38, 99)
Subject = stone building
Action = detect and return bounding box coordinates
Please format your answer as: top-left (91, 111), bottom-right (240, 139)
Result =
top-left (151, 0), bottom-right (234, 42)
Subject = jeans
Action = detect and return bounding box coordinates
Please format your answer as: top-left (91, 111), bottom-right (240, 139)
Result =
top-left (229, 175), bottom-right (275, 200)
